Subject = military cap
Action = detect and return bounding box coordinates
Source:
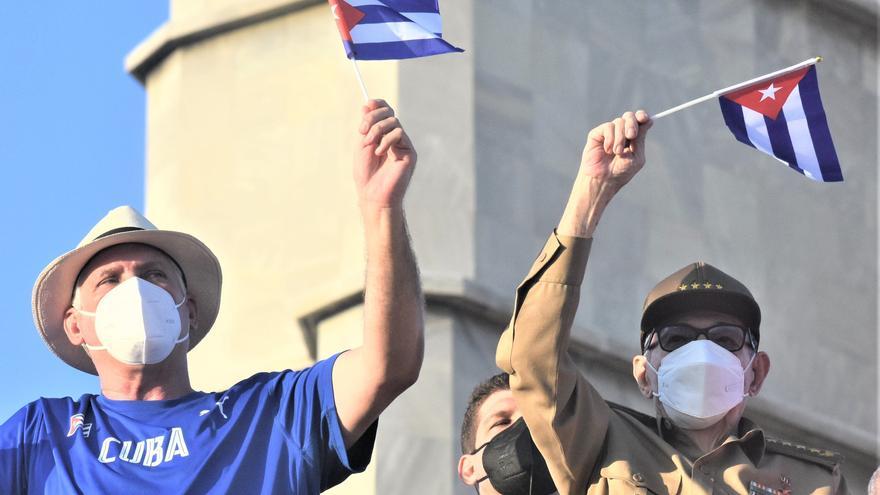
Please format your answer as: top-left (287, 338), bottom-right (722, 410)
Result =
top-left (640, 262), bottom-right (761, 352)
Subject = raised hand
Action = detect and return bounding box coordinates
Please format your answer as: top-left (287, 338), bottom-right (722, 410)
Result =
top-left (579, 110), bottom-right (652, 190)
top-left (558, 110), bottom-right (652, 237)
top-left (354, 99), bottom-right (417, 210)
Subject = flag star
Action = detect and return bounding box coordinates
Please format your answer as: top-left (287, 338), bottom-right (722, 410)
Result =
top-left (758, 82), bottom-right (781, 101)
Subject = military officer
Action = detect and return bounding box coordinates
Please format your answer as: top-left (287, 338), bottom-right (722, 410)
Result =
top-left (458, 110), bottom-right (849, 494)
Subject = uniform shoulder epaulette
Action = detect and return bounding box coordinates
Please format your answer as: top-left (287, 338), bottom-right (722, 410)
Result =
top-left (607, 401), bottom-right (655, 428)
top-left (765, 437), bottom-right (843, 469)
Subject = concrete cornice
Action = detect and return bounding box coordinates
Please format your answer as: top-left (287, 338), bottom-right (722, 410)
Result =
top-left (125, 0), bottom-right (324, 84)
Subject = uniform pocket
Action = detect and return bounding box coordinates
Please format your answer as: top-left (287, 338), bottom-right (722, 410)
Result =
top-left (597, 465), bottom-right (678, 495)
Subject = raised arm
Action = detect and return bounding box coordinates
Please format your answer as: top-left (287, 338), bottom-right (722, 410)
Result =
top-left (495, 111), bottom-right (651, 493)
top-left (332, 99), bottom-right (425, 448)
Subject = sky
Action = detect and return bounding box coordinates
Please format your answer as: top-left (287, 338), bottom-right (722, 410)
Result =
top-left (0, 3), bottom-right (168, 421)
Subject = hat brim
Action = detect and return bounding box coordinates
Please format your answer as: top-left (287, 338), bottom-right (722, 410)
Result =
top-left (32, 229), bottom-right (222, 375)
top-left (640, 290), bottom-right (761, 350)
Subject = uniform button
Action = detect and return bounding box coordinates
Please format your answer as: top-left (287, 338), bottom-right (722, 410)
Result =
top-left (538, 252), bottom-right (547, 262)
top-left (632, 473), bottom-right (644, 483)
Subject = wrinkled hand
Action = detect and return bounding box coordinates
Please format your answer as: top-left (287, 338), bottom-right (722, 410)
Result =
top-left (558, 110), bottom-right (653, 237)
top-left (354, 99), bottom-right (417, 209)
top-left (579, 110), bottom-right (652, 191)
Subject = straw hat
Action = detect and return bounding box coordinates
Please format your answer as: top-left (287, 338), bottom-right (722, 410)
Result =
top-left (31, 206), bottom-right (222, 375)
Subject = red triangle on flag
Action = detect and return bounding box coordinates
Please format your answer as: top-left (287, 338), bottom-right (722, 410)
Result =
top-left (722, 67), bottom-right (810, 120)
top-left (329, 0), bottom-right (365, 42)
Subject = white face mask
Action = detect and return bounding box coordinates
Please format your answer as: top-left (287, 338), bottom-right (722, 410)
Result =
top-left (77, 277), bottom-right (188, 365)
top-left (646, 339), bottom-right (754, 430)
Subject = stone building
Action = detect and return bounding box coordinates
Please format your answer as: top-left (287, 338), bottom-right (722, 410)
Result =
top-left (127, 0), bottom-right (877, 492)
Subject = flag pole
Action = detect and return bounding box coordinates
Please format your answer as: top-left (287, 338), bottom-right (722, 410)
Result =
top-left (652, 57), bottom-right (822, 120)
top-left (350, 58), bottom-right (370, 102)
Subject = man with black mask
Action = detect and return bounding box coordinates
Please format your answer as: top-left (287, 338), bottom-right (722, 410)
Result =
top-left (458, 373), bottom-right (556, 495)
top-left (459, 110), bottom-right (849, 494)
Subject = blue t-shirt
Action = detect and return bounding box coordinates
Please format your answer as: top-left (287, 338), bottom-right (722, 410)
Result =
top-left (0, 354), bottom-right (376, 494)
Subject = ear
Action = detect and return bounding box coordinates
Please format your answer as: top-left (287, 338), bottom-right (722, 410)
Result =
top-left (632, 355), bottom-right (653, 398)
top-left (185, 295), bottom-right (199, 332)
top-left (458, 454), bottom-right (480, 486)
top-left (63, 307), bottom-right (85, 346)
top-left (746, 351), bottom-right (771, 396)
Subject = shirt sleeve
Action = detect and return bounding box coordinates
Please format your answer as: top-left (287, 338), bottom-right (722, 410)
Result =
top-left (495, 231), bottom-right (610, 495)
top-left (271, 353), bottom-right (376, 491)
top-left (0, 402), bottom-right (41, 493)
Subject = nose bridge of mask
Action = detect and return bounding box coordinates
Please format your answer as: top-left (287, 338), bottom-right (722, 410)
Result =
top-left (77, 277), bottom-right (186, 315)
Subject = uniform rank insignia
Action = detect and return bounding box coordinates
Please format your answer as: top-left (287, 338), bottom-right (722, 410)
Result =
top-left (748, 480), bottom-right (791, 495)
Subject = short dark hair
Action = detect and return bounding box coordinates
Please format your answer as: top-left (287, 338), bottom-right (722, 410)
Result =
top-left (460, 373), bottom-right (510, 454)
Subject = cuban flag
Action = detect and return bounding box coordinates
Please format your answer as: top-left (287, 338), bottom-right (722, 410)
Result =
top-left (718, 65), bottom-right (842, 182)
top-left (328, 0), bottom-right (463, 60)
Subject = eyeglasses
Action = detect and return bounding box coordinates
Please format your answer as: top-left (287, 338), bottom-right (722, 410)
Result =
top-left (647, 324), bottom-right (754, 352)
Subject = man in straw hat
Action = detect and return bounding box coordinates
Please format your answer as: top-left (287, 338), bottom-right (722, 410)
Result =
top-left (0, 99), bottom-right (423, 493)
top-left (458, 110), bottom-right (849, 494)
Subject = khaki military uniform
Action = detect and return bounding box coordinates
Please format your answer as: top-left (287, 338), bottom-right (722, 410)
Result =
top-left (496, 232), bottom-right (849, 495)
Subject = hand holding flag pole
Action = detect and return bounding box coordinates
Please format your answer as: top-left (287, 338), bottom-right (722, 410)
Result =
top-left (653, 57), bottom-right (822, 119)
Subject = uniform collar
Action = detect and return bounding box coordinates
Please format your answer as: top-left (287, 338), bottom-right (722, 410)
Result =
top-left (730, 417), bottom-right (766, 466)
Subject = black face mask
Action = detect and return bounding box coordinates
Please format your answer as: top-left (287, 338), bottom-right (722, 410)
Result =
top-left (471, 417), bottom-right (556, 495)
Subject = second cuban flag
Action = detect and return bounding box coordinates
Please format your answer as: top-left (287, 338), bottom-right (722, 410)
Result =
top-left (719, 65), bottom-right (842, 182)
top-left (329, 0), bottom-right (463, 60)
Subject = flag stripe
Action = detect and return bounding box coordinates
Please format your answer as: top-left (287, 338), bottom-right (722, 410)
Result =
top-left (719, 97), bottom-right (755, 148)
top-left (347, 0), bottom-right (439, 14)
top-left (764, 108), bottom-right (809, 176)
top-left (780, 85), bottom-right (824, 181)
top-left (350, 21), bottom-right (438, 43)
top-left (373, 0), bottom-right (440, 12)
top-left (395, 12), bottom-right (441, 33)
top-left (798, 66), bottom-right (843, 182)
top-left (352, 7), bottom-right (442, 33)
top-left (742, 107), bottom-right (781, 162)
top-left (343, 38), bottom-right (461, 59)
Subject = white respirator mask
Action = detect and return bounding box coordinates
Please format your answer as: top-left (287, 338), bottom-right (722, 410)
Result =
top-left (646, 339), bottom-right (754, 430)
top-left (77, 277), bottom-right (189, 365)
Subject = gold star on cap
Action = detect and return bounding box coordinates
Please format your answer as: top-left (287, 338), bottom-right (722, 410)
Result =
top-left (679, 284), bottom-right (688, 291)
top-left (691, 282), bottom-right (700, 289)
top-left (715, 284), bottom-right (723, 289)
top-left (703, 282), bottom-right (713, 289)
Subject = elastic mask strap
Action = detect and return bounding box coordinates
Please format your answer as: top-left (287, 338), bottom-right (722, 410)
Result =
top-left (469, 442), bottom-right (489, 493)
top-left (743, 350), bottom-right (758, 398)
top-left (643, 347), bottom-right (660, 398)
